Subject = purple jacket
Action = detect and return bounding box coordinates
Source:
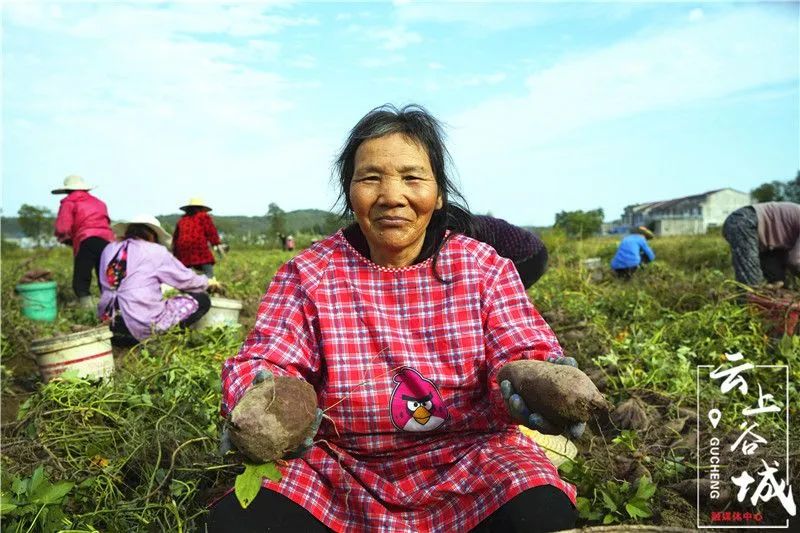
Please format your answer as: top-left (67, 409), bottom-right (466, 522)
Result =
top-left (98, 239), bottom-right (208, 340)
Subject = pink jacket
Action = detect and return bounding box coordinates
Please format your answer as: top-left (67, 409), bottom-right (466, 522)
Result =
top-left (54, 191), bottom-right (115, 255)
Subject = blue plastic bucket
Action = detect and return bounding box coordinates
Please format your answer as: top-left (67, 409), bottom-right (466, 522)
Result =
top-left (15, 281), bottom-right (58, 322)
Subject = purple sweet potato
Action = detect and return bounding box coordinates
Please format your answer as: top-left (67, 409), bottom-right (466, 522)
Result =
top-left (497, 360), bottom-right (609, 427)
top-left (229, 376), bottom-right (318, 463)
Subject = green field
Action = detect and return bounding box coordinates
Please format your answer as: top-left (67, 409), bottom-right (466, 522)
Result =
top-left (1, 235), bottom-right (797, 531)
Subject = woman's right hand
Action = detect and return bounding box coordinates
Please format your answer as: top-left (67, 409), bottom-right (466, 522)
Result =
top-left (219, 370), bottom-right (323, 459)
top-left (500, 356), bottom-right (586, 439)
top-left (206, 277), bottom-right (224, 294)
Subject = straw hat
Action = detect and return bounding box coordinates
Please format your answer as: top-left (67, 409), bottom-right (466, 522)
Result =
top-left (180, 197), bottom-right (212, 212)
top-left (636, 226), bottom-right (655, 240)
top-left (112, 214), bottom-right (172, 246)
top-left (51, 174), bottom-right (94, 194)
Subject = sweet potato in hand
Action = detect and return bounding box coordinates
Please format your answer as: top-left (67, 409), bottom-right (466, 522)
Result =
top-left (228, 376), bottom-right (318, 463)
top-left (497, 360), bottom-right (609, 427)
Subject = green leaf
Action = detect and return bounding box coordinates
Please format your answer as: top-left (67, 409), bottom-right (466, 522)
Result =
top-left (602, 513), bottom-right (617, 525)
top-left (29, 466), bottom-right (45, 496)
top-left (634, 476), bottom-right (656, 501)
top-left (31, 481), bottom-right (74, 505)
top-left (11, 477), bottom-right (27, 497)
top-left (0, 493), bottom-right (18, 516)
top-left (261, 462), bottom-right (282, 482)
top-left (626, 499), bottom-right (653, 519)
top-left (235, 462), bottom-right (281, 509)
top-left (600, 489), bottom-right (617, 512)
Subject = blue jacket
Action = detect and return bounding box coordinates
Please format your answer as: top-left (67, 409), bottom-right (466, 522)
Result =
top-left (610, 234), bottom-right (655, 269)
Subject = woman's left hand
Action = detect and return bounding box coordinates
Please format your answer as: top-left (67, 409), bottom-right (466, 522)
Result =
top-left (500, 356), bottom-right (586, 439)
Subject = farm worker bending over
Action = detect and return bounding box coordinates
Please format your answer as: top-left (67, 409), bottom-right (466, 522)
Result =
top-left (610, 226), bottom-right (655, 279)
top-left (723, 202), bottom-right (800, 288)
top-left (97, 215), bottom-right (218, 348)
top-left (213, 105), bottom-right (583, 532)
top-left (472, 214), bottom-right (549, 289)
top-left (172, 197), bottom-right (222, 277)
top-left (52, 175), bottom-right (116, 308)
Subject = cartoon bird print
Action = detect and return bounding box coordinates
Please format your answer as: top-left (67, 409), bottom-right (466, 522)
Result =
top-left (389, 367), bottom-right (448, 432)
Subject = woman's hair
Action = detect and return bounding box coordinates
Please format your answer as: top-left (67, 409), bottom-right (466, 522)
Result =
top-left (183, 206), bottom-right (205, 216)
top-left (334, 104), bottom-right (474, 280)
top-left (125, 224), bottom-right (158, 243)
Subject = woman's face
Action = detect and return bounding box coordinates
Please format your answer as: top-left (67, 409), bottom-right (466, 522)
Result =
top-left (349, 133), bottom-right (443, 267)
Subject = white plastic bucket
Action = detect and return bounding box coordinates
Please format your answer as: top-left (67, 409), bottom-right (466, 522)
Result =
top-left (192, 297), bottom-right (243, 330)
top-left (30, 327), bottom-right (114, 383)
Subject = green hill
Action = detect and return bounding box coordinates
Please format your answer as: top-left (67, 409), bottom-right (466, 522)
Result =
top-left (2, 209), bottom-right (346, 241)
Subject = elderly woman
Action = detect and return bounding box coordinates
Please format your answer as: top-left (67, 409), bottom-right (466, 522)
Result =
top-left (213, 106), bottom-right (578, 532)
top-left (98, 214), bottom-right (215, 347)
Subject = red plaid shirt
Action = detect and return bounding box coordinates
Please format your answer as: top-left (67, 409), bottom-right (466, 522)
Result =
top-left (221, 231), bottom-right (576, 532)
top-left (172, 212), bottom-right (220, 267)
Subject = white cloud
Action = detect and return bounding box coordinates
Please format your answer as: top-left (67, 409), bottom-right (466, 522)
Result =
top-left (449, 9), bottom-right (797, 151)
top-left (348, 23), bottom-right (423, 51)
top-left (455, 73), bottom-right (507, 87)
top-left (444, 8), bottom-right (798, 222)
top-left (359, 54), bottom-right (407, 68)
top-left (689, 8), bottom-right (704, 22)
top-left (428, 62), bottom-right (444, 70)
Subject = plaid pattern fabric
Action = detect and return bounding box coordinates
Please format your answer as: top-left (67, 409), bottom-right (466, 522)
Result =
top-left (221, 231), bottom-right (575, 532)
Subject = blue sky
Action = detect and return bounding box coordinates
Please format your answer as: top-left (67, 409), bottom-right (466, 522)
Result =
top-left (3, 1), bottom-right (798, 226)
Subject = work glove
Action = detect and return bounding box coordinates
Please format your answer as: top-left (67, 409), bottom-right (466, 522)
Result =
top-left (206, 277), bottom-right (224, 294)
top-left (500, 355), bottom-right (586, 439)
top-left (220, 369), bottom-right (324, 458)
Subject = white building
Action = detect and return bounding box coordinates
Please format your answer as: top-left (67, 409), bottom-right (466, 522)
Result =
top-left (621, 188), bottom-right (751, 236)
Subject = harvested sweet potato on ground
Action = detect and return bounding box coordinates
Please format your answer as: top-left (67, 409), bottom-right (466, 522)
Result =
top-left (229, 376), bottom-right (318, 463)
top-left (611, 398), bottom-right (649, 430)
top-left (497, 360), bottom-right (609, 427)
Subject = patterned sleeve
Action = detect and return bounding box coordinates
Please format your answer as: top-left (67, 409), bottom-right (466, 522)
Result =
top-left (481, 254), bottom-right (563, 417)
top-left (203, 214), bottom-right (221, 246)
top-left (220, 260), bottom-right (321, 417)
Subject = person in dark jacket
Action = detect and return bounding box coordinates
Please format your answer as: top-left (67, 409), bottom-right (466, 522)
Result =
top-left (472, 215), bottom-right (548, 289)
top-left (723, 202), bottom-right (800, 288)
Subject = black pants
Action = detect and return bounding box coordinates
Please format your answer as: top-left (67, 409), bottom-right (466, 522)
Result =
top-left (204, 485), bottom-right (576, 533)
top-left (73, 237), bottom-right (110, 297)
top-left (614, 267), bottom-right (637, 280)
top-left (109, 292), bottom-right (211, 347)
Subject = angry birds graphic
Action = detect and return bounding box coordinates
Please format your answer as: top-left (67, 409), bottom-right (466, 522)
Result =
top-left (389, 367), bottom-right (448, 432)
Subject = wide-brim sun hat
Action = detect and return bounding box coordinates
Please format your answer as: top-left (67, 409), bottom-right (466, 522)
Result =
top-left (51, 174), bottom-right (94, 194)
top-left (112, 214), bottom-right (172, 246)
top-left (180, 197), bottom-right (212, 212)
top-left (637, 226), bottom-right (655, 239)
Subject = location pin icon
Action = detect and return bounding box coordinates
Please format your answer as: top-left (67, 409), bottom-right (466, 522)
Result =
top-left (708, 408), bottom-right (722, 429)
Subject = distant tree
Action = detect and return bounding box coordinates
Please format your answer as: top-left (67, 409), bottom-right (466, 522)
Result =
top-left (267, 203), bottom-right (287, 241)
top-left (17, 204), bottom-right (54, 246)
top-left (750, 181), bottom-right (785, 203)
top-left (320, 212), bottom-right (345, 235)
top-left (784, 171), bottom-right (800, 203)
top-left (750, 171), bottom-right (800, 203)
top-left (554, 208), bottom-right (604, 238)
